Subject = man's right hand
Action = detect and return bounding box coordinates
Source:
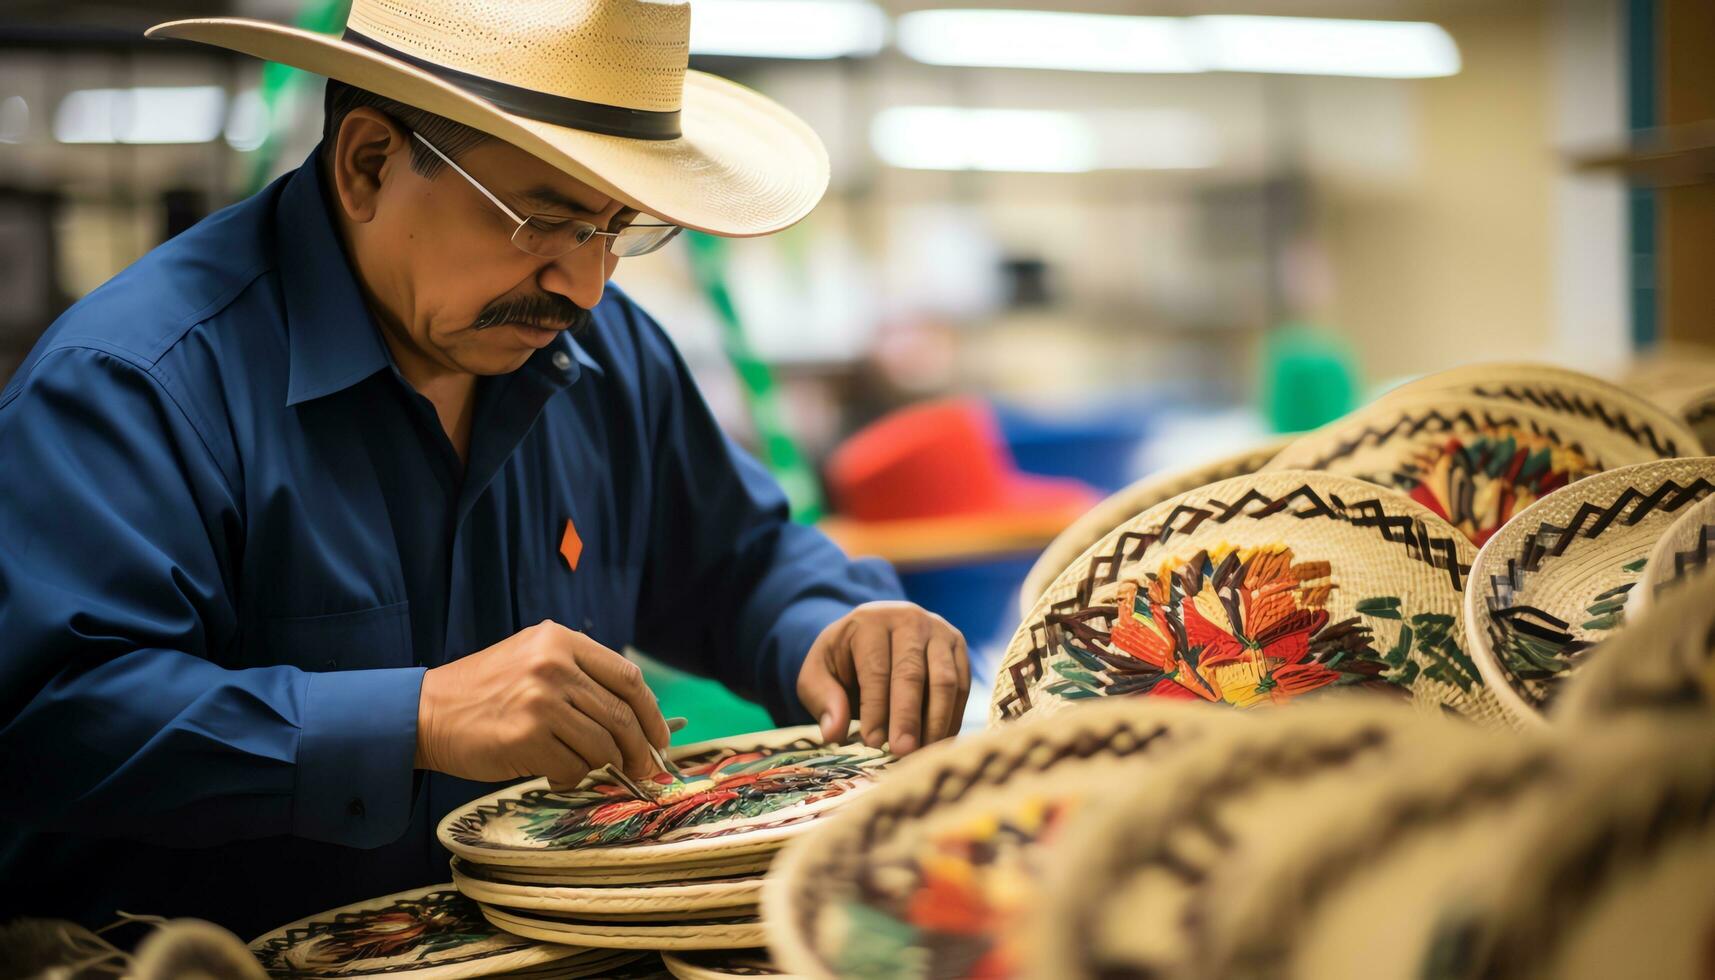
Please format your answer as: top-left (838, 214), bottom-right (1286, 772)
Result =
top-left (414, 620), bottom-right (671, 791)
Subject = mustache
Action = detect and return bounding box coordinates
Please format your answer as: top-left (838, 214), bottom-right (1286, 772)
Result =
top-left (471, 294), bottom-right (591, 332)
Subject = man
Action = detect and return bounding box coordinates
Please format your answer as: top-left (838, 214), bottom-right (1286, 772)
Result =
top-left (0, 0), bottom-right (968, 938)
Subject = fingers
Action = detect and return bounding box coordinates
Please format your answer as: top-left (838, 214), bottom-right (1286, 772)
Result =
top-left (573, 642), bottom-right (671, 752)
top-left (922, 632), bottom-right (964, 745)
top-left (563, 662), bottom-right (658, 778)
top-left (854, 623), bottom-right (893, 749)
top-left (887, 625), bottom-right (929, 755)
top-left (796, 633), bottom-right (852, 744)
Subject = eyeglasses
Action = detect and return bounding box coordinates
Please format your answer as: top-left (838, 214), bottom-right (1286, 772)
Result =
top-left (410, 130), bottom-right (683, 259)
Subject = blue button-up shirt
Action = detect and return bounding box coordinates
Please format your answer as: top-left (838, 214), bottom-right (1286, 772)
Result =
top-left (0, 150), bottom-right (901, 938)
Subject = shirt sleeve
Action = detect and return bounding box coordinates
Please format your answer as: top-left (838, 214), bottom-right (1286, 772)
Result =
top-left (623, 308), bottom-right (906, 724)
top-left (0, 346), bottom-right (422, 848)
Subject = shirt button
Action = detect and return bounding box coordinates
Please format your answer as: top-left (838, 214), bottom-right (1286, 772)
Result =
top-left (551, 351), bottom-right (572, 371)
top-left (347, 797), bottom-right (365, 818)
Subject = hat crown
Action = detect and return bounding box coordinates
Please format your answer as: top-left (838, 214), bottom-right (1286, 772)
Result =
top-left (347, 0), bottom-right (689, 113)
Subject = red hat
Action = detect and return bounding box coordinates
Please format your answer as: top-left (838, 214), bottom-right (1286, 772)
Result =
top-left (827, 398), bottom-right (1097, 524)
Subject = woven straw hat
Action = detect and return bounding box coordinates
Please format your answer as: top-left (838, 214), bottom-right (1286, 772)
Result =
top-left (450, 858), bottom-right (759, 917)
top-left (1373, 362), bottom-right (1701, 460)
top-left (1264, 394), bottom-right (1673, 546)
top-left (1017, 439), bottom-right (1291, 617)
top-left (662, 950), bottom-right (790, 979)
top-left (992, 471), bottom-right (1507, 728)
top-left (1187, 717), bottom-right (1700, 980)
top-left (1026, 701), bottom-right (1511, 980)
top-left (1557, 563), bottom-right (1715, 723)
top-left (438, 727), bottom-right (892, 872)
top-left (1465, 458), bottom-right (1715, 727)
top-left (147, 0), bottom-right (827, 237)
top-left (480, 905), bottom-right (763, 951)
top-left (1425, 719), bottom-right (1715, 980)
top-left (247, 884), bottom-right (598, 979)
top-left (763, 699), bottom-right (1245, 980)
top-left (1633, 487), bottom-right (1715, 612)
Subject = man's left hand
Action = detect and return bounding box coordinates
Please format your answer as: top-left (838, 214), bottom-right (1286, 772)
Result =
top-left (796, 601), bottom-right (969, 755)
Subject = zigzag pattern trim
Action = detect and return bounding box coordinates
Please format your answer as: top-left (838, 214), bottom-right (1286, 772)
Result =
top-left (1300, 405), bottom-right (1589, 470)
top-left (783, 721), bottom-right (1178, 958)
top-left (1481, 476), bottom-right (1715, 707)
top-left (1469, 381), bottom-right (1687, 457)
top-left (998, 483), bottom-right (1470, 718)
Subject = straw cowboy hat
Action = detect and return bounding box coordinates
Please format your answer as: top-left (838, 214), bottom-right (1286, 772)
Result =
top-left (148, 0), bottom-right (829, 237)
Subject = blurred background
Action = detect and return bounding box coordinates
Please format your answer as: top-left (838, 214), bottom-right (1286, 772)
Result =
top-left (3, 0), bottom-right (1711, 735)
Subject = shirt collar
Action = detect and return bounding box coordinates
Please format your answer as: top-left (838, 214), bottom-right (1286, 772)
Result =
top-left (276, 149), bottom-right (393, 407)
top-left (275, 148), bottom-right (603, 407)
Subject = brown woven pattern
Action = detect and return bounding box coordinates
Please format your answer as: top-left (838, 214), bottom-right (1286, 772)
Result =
top-left (993, 473), bottom-right (1491, 726)
top-left (1018, 440), bottom-right (1289, 617)
top-left (763, 701), bottom-right (1211, 980)
top-left (1635, 493), bottom-right (1715, 608)
top-left (1467, 460), bottom-right (1715, 724)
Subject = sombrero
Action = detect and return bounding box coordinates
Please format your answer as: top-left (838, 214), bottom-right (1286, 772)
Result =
top-left (661, 949), bottom-right (791, 980)
top-left (1373, 361), bottom-right (1701, 460)
top-left (1027, 701), bottom-right (1513, 980)
top-left (1017, 438), bottom-right (1292, 617)
top-left (763, 699), bottom-right (1244, 980)
top-left (1422, 719), bottom-right (1715, 980)
top-left (991, 471), bottom-right (1507, 728)
top-left (1263, 393), bottom-right (1670, 545)
top-left (1188, 718), bottom-right (1706, 980)
top-left (1465, 458), bottom-right (1715, 726)
top-left (148, 0), bottom-right (827, 237)
top-left (1557, 562), bottom-right (1715, 722)
top-left (449, 857), bottom-right (761, 917)
top-left (1633, 486), bottom-right (1715, 611)
top-left (246, 884), bottom-right (616, 979)
top-left (437, 727), bottom-right (893, 873)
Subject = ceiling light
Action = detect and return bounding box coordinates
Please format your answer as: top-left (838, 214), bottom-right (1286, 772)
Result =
top-left (896, 9), bottom-right (1461, 79)
top-left (54, 86), bottom-right (227, 144)
top-left (691, 0), bottom-right (886, 59)
top-left (1194, 16), bottom-right (1460, 78)
top-left (897, 9), bottom-right (1198, 73)
top-left (871, 106), bottom-right (1218, 173)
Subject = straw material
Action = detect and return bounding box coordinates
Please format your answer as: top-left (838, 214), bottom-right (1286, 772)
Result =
top-left (1632, 491), bottom-right (1715, 613)
top-left (1018, 439), bottom-right (1291, 617)
top-left (1025, 701), bottom-right (1513, 980)
top-left (1430, 719), bottom-right (1715, 980)
top-left (480, 906), bottom-right (764, 951)
top-left (438, 727), bottom-right (894, 871)
top-left (1465, 458), bottom-right (1715, 726)
top-left (1557, 563), bottom-right (1715, 723)
top-left (662, 950), bottom-right (791, 979)
top-left (248, 885), bottom-right (590, 979)
top-left (450, 859), bottom-right (760, 916)
top-left (992, 471), bottom-right (1505, 728)
top-left (147, 0), bottom-right (828, 238)
top-left (1374, 361), bottom-right (1701, 460)
top-left (763, 699), bottom-right (1249, 980)
top-left (463, 857), bottom-right (775, 887)
top-left (1192, 718), bottom-right (1714, 980)
top-left (1263, 394), bottom-right (1669, 545)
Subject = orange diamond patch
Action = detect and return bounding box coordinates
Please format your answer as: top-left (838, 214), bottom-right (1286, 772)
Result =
top-left (559, 517), bottom-right (583, 571)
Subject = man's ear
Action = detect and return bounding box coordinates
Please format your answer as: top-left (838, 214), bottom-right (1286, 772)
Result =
top-left (330, 107), bottom-right (410, 224)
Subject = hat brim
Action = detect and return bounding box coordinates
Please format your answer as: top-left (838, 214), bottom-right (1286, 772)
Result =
top-left (147, 18), bottom-right (829, 238)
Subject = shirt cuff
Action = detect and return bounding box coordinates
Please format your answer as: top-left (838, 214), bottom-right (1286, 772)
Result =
top-left (293, 666), bottom-right (425, 848)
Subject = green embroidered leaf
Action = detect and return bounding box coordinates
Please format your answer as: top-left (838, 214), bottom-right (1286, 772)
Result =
top-left (1356, 597), bottom-right (1404, 620)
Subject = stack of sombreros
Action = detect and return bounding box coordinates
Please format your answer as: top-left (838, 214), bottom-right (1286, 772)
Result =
top-left (760, 362), bottom-right (1715, 980)
top-left (436, 727), bottom-right (895, 957)
top-left (1625, 343), bottom-right (1715, 454)
top-left (247, 884), bottom-right (656, 978)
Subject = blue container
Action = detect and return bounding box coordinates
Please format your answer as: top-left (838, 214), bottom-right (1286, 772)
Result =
top-left (993, 403), bottom-right (1150, 494)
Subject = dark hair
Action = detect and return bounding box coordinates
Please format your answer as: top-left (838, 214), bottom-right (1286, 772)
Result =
top-left (321, 78), bottom-right (490, 178)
